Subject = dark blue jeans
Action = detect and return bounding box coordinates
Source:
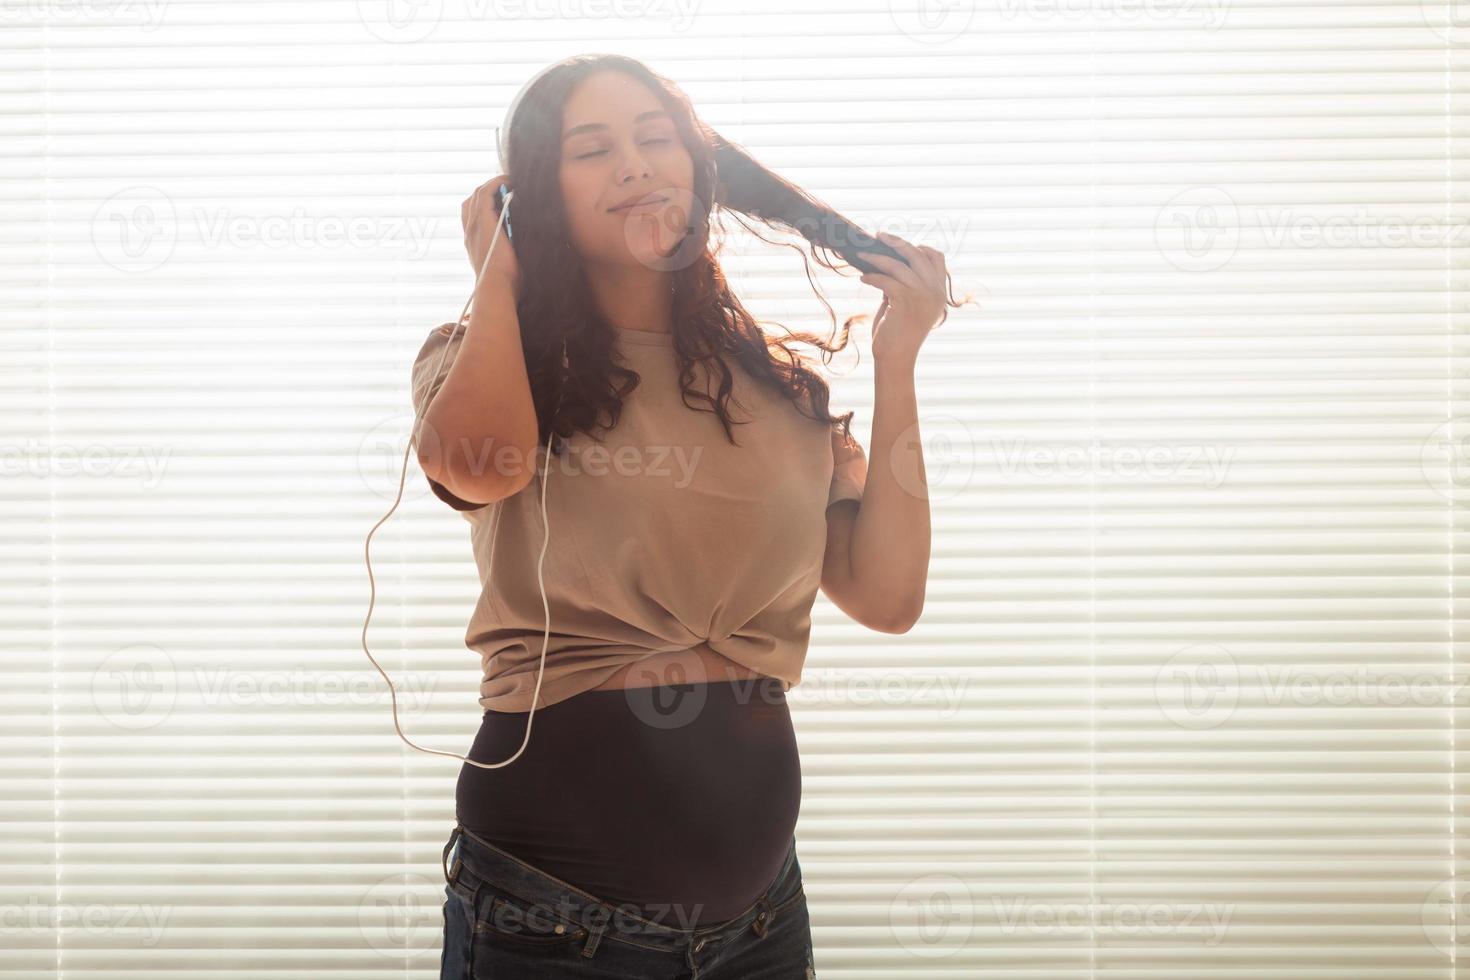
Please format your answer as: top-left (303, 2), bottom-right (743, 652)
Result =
top-left (440, 824), bottom-right (817, 979)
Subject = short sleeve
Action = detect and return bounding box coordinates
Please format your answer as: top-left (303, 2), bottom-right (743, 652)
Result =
top-left (410, 322), bottom-right (488, 513)
top-left (827, 423), bottom-right (868, 509)
top-left (411, 322), bottom-right (461, 422)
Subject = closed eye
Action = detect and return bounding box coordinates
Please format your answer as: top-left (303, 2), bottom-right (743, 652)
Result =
top-left (574, 139), bottom-right (672, 161)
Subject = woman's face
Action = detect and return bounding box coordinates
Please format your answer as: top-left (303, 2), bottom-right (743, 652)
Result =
top-left (557, 70), bottom-right (696, 272)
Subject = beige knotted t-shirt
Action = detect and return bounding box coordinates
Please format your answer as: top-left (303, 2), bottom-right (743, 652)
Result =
top-left (410, 321), bottom-right (868, 712)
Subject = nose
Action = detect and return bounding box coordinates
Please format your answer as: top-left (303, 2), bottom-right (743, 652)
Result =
top-left (615, 146), bottom-right (653, 185)
top-left (617, 165), bottom-right (651, 185)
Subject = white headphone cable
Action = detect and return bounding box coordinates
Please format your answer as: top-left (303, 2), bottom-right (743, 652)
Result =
top-left (361, 189), bottom-right (559, 769)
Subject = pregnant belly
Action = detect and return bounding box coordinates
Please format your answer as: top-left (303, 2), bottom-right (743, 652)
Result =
top-left (455, 677), bottom-right (802, 929)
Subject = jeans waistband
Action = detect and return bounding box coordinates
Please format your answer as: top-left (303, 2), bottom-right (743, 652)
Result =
top-left (441, 823), bottom-right (799, 959)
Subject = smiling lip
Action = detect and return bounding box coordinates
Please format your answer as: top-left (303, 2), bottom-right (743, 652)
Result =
top-left (608, 192), bottom-right (670, 213)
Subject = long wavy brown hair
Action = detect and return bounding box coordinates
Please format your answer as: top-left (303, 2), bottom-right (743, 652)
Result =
top-left (485, 53), bottom-right (970, 457)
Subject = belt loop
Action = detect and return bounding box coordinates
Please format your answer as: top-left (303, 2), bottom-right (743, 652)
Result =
top-left (580, 907), bottom-right (611, 958)
top-left (443, 825), bottom-right (464, 887)
top-left (750, 895), bottom-right (772, 938)
top-left (466, 878), bottom-right (482, 978)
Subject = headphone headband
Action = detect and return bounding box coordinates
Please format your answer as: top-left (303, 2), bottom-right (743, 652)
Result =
top-left (498, 55), bottom-right (620, 167)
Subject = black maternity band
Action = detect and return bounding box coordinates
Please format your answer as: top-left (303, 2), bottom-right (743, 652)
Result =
top-left (454, 676), bottom-right (803, 929)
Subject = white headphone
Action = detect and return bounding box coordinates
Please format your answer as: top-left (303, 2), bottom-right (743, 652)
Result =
top-left (360, 71), bottom-right (561, 770)
top-left (361, 184), bottom-right (564, 770)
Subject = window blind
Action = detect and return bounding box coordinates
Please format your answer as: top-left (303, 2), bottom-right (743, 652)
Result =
top-left (4, 1), bottom-right (1465, 977)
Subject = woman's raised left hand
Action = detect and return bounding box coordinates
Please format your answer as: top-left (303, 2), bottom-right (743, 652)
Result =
top-left (857, 231), bottom-right (950, 365)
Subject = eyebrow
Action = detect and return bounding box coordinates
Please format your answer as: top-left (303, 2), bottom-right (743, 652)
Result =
top-left (562, 110), bottom-right (673, 142)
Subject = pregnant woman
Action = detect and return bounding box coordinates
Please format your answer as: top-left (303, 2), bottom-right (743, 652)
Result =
top-left (415, 53), bottom-right (953, 980)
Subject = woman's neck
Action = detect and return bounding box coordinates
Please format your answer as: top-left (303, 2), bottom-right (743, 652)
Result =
top-left (586, 264), bottom-right (673, 335)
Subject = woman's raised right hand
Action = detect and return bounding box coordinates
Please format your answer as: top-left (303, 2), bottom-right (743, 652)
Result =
top-left (461, 174), bottom-right (521, 300)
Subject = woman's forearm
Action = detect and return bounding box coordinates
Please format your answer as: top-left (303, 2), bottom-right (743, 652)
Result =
top-left (848, 354), bottom-right (932, 630)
